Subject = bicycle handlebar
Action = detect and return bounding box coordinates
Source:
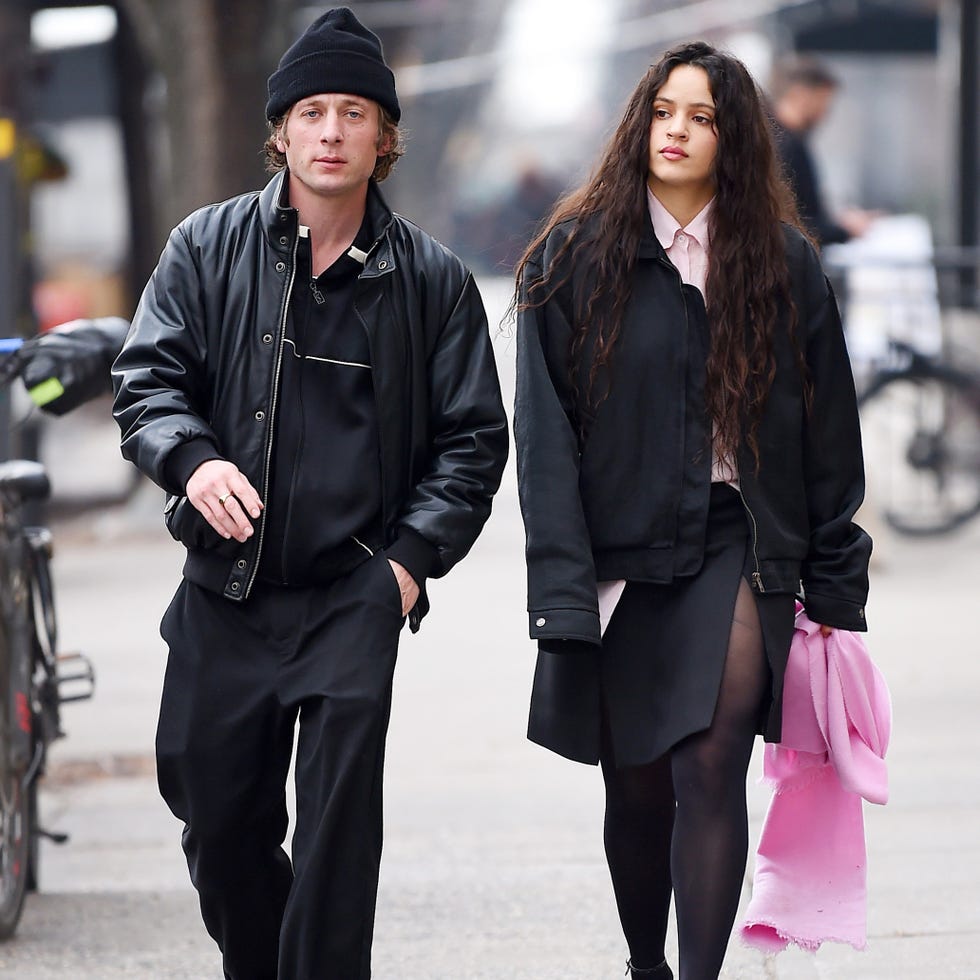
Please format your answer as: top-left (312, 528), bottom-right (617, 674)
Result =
top-left (0, 317), bottom-right (129, 415)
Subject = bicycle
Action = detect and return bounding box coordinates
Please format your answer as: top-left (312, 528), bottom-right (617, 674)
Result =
top-left (0, 335), bottom-right (99, 940)
top-left (827, 239), bottom-right (980, 537)
top-left (857, 339), bottom-right (980, 536)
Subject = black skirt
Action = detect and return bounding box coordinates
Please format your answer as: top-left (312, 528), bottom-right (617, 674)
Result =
top-left (527, 483), bottom-right (795, 768)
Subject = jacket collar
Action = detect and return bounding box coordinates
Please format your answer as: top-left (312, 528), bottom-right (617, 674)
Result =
top-left (637, 205), bottom-right (669, 261)
top-left (261, 170), bottom-right (396, 273)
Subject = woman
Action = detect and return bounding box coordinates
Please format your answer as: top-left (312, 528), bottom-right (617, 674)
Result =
top-left (513, 41), bottom-right (871, 979)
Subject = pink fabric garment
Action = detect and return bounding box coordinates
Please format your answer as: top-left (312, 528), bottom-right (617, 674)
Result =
top-left (739, 604), bottom-right (891, 954)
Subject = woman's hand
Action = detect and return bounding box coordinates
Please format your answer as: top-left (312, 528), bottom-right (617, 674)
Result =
top-left (819, 623), bottom-right (833, 637)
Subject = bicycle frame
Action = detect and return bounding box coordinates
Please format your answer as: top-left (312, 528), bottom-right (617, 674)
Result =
top-left (0, 479), bottom-right (37, 779)
top-left (0, 348), bottom-right (96, 939)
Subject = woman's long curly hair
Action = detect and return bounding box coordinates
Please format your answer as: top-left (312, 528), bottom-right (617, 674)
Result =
top-left (515, 40), bottom-right (804, 466)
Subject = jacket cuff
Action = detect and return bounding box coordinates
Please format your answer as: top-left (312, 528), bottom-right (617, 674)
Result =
top-left (165, 438), bottom-right (223, 494)
top-left (385, 527), bottom-right (439, 587)
top-left (528, 607), bottom-right (601, 645)
top-left (538, 637), bottom-right (601, 657)
top-left (801, 591), bottom-right (868, 632)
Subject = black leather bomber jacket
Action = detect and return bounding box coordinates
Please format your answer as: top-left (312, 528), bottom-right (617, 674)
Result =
top-left (515, 217), bottom-right (871, 646)
top-left (113, 172), bottom-right (508, 631)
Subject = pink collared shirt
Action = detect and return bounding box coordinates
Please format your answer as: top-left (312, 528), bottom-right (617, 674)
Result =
top-left (597, 191), bottom-right (735, 635)
top-left (648, 189), bottom-right (712, 299)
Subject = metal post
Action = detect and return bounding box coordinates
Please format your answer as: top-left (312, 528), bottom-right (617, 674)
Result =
top-left (0, 116), bottom-right (17, 462)
top-left (960, 0), bottom-right (979, 251)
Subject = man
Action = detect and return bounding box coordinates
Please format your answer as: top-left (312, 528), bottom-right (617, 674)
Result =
top-left (112, 8), bottom-right (508, 978)
top-left (769, 56), bottom-right (876, 247)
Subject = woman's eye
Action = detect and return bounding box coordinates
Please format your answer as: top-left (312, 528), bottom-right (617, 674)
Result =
top-left (654, 108), bottom-right (670, 119)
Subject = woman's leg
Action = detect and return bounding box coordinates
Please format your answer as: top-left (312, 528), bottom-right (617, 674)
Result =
top-left (670, 577), bottom-right (769, 980)
top-left (600, 727), bottom-right (675, 972)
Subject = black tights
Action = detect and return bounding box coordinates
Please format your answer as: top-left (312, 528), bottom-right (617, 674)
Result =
top-left (600, 578), bottom-right (769, 980)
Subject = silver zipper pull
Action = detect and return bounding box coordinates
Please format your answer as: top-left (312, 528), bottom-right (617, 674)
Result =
top-left (310, 280), bottom-right (325, 305)
top-left (752, 570), bottom-right (766, 593)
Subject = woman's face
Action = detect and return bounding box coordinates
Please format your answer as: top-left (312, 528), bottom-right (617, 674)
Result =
top-left (647, 64), bottom-right (718, 202)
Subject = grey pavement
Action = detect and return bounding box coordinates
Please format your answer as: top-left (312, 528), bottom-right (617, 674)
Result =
top-left (1, 282), bottom-right (978, 977)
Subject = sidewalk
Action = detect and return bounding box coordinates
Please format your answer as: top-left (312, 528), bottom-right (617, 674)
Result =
top-left (1, 309), bottom-right (978, 977)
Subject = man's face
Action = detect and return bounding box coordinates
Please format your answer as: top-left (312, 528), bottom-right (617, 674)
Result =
top-left (794, 84), bottom-right (835, 132)
top-left (276, 93), bottom-right (390, 203)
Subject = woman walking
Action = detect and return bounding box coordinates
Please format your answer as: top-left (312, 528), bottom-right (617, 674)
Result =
top-left (513, 41), bottom-right (871, 979)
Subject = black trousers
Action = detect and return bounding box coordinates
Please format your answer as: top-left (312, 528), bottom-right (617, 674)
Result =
top-left (156, 551), bottom-right (404, 980)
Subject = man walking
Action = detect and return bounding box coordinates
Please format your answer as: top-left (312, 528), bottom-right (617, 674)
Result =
top-left (769, 56), bottom-right (876, 247)
top-left (112, 8), bottom-right (508, 978)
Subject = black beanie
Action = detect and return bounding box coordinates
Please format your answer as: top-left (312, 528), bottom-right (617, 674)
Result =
top-left (266, 7), bottom-right (400, 122)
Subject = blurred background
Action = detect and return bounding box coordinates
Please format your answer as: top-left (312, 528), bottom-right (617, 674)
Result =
top-left (0, 5), bottom-right (979, 974)
top-left (0, 0), bottom-right (975, 320)
top-left (0, 0), bottom-right (975, 521)
top-left (2, 0), bottom-right (978, 513)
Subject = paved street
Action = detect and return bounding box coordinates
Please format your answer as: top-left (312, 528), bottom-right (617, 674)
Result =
top-left (1, 286), bottom-right (978, 977)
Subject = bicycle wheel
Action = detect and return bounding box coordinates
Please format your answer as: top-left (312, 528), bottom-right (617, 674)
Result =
top-left (859, 367), bottom-right (980, 535)
top-left (0, 754), bottom-right (30, 940)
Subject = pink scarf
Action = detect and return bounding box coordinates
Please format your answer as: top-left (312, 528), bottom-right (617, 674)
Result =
top-left (739, 605), bottom-right (891, 953)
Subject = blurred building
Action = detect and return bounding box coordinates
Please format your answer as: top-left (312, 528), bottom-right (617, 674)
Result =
top-left (2, 0), bottom-right (977, 300)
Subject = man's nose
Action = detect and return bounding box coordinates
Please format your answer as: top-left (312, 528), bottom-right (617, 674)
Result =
top-left (319, 111), bottom-right (343, 142)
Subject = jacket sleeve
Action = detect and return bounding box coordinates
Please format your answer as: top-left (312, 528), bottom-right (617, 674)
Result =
top-left (394, 272), bottom-right (509, 577)
top-left (514, 259), bottom-right (601, 646)
top-left (111, 225), bottom-right (222, 496)
top-left (799, 257), bottom-right (872, 631)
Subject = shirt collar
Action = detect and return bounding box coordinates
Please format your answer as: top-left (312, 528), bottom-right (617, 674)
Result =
top-left (647, 189), bottom-right (715, 250)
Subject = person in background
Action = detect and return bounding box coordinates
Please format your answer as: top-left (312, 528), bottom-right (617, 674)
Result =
top-left (769, 55), bottom-right (877, 247)
top-left (112, 8), bottom-right (508, 978)
top-left (514, 41), bottom-right (870, 979)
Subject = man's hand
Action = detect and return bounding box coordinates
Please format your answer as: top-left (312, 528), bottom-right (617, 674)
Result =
top-left (387, 559), bottom-right (419, 617)
top-left (186, 460), bottom-right (263, 543)
top-left (819, 623), bottom-right (833, 637)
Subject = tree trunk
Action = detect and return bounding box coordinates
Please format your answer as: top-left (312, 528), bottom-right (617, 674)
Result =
top-left (116, 0), bottom-right (291, 233)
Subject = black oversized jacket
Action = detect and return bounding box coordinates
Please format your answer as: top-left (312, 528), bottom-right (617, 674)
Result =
top-left (515, 216), bottom-right (871, 648)
top-left (113, 172), bottom-right (508, 631)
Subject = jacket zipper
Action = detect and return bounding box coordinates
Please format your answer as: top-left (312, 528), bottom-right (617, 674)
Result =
top-left (659, 254), bottom-right (696, 562)
top-left (353, 232), bottom-right (393, 537)
top-left (659, 249), bottom-right (766, 594)
top-left (735, 484), bottom-right (765, 592)
top-left (245, 233), bottom-right (298, 599)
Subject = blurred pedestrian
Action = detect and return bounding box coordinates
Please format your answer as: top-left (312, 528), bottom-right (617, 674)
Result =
top-left (769, 55), bottom-right (877, 246)
top-left (112, 7), bottom-right (508, 978)
top-left (513, 41), bottom-right (871, 979)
